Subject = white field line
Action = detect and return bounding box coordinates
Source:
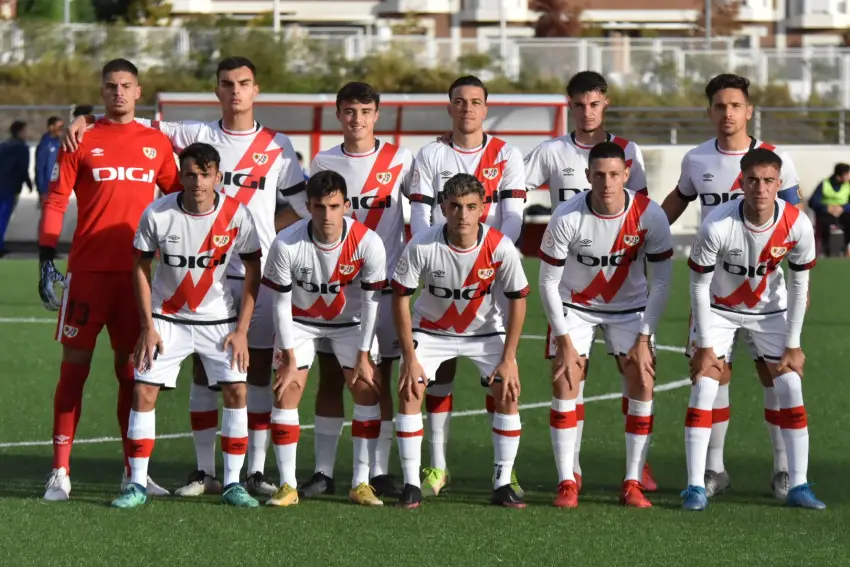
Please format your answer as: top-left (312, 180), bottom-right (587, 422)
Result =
top-left (0, 319), bottom-right (689, 449)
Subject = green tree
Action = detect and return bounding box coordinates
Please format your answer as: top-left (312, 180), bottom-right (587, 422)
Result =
top-left (18, 0), bottom-right (62, 20)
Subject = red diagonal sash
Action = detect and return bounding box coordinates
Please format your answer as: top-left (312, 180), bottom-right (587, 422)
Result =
top-left (356, 143), bottom-right (403, 231)
top-left (229, 128), bottom-right (283, 205)
top-left (473, 138), bottom-right (507, 222)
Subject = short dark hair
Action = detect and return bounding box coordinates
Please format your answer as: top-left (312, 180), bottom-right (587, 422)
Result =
top-left (10, 120), bottom-right (26, 138)
top-left (47, 116), bottom-right (63, 128)
top-left (307, 170), bottom-right (347, 201)
top-left (179, 143), bottom-right (221, 173)
top-left (443, 173), bottom-right (485, 200)
top-left (705, 74), bottom-right (750, 104)
top-left (72, 105), bottom-right (94, 117)
top-left (834, 163), bottom-right (850, 178)
top-left (102, 58), bottom-right (138, 79)
top-left (566, 71), bottom-right (608, 98)
top-left (217, 56), bottom-right (256, 81)
top-left (588, 141), bottom-right (626, 165)
top-left (336, 82), bottom-right (380, 111)
top-left (740, 148), bottom-right (782, 174)
top-left (448, 75), bottom-right (488, 101)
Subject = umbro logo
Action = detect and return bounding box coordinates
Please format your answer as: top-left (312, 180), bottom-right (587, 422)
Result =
top-left (91, 148), bottom-right (104, 157)
top-left (730, 248), bottom-right (742, 256)
top-left (440, 170), bottom-right (454, 179)
top-left (167, 234), bottom-right (180, 243)
top-left (580, 239), bottom-right (592, 247)
top-left (432, 270), bottom-right (446, 278)
top-left (563, 167), bottom-right (575, 176)
top-left (300, 267), bottom-right (313, 275)
top-left (703, 173), bottom-right (714, 181)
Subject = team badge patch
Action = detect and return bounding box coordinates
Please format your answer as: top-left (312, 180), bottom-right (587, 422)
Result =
top-left (339, 264), bottom-right (356, 276)
top-left (542, 229), bottom-right (555, 249)
top-left (253, 153), bottom-right (268, 166)
top-left (411, 170), bottom-right (420, 188)
top-left (376, 171), bottom-right (393, 185)
top-left (212, 235), bottom-right (231, 247)
top-left (63, 325), bottom-right (79, 338)
top-left (142, 147), bottom-right (157, 159)
top-left (50, 162), bottom-right (59, 182)
top-left (477, 267), bottom-right (495, 280)
top-left (623, 234), bottom-right (641, 246)
top-left (482, 168), bottom-right (499, 180)
top-left (394, 257), bottom-right (409, 276)
top-left (770, 246), bottom-right (788, 259)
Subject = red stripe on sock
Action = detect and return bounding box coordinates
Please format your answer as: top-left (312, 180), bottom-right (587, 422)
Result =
top-left (396, 429), bottom-right (424, 438)
top-left (271, 423), bottom-right (300, 445)
top-left (712, 406), bottom-right (730, 423)
top-left (685, 408), bottom-right (713, 428)
top-left (352, 419), bottom-right (381, 439)
top-left (485, 394), bottom-right (495, 414)
top-left (626, 414), bottom-right (652, 435)
top-left (128, 438), bottom-right (155, 459)
top-left (52, 361), bottom-right (91, 473)
top-left (576, 404), bottom-right (585, 422)
top-left (764, 408), bottom-right (783, 426)
top-left (549, 409), bottom-right (577, 429)
top-left (221, 436), bottom-right (249, 455)
top-left (247, 411), bottom-right (271, 430)
top-left (621, 396), bottom-right (629, 416)
top-left (190, 410), bottom-right (218, 431)
top-left (780, 406), bottom-right (808, 430)
top-left (425, 394), bottom-right (452, 414)
top-left (493, 427), bottom-right (521, 437)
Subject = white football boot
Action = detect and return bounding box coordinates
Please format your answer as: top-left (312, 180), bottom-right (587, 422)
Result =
top-left (175, 470), bottom-right (222, 497)
top-left (122, 472), bottom-right (170, 496)
top-left (44, 468), bottom-right (71, 501)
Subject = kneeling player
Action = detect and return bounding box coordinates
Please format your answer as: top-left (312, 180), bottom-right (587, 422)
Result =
top-left (263, 170), bottom-right (387, 507)
top-left (112, 143), bottom-right (262, 508)
top-left (682, 148), bottom-right (824, 510)
top-left (391, 173), bottom-right (530, 509)
top-left (539, 141), bottom-right (673, 508)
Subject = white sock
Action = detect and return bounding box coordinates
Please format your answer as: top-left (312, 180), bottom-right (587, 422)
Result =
top-left (371, 420), bottom-right (394, 478)
top-left (271, 408), bottom-right (299, 487)
top-left (395, 413), bottom-right (424, 488)
top-left (128, 409), bottom-right (155, 487)
top-left (246, 384), bottom-right (273, 475)
top-left (706, 383), bottom-right (730, 473)
top-left (189, 383), bottom-right (218, 477)
top-left (425, 383), bottom-right (452, 471)
top-left (773, 372), bottom-right (809, 487)
top-left (313, 416), bottom-right (343, 478)
top-left (625, 399), bottom-right (653, 482)
top-left (550, 398), bottom-right (577, 483)
top-left (574, 381), bottom-right (585, 476)
top-left (492, 413), bottom-right (521, 489)
top-left (685, 378), bottom-right (719, 488)
top-left (221, 407), bottom-right (248, 488)
top-left (351, 404), bottom-right (380, 487)
top-left (763, 386), bottom-right (788, 473)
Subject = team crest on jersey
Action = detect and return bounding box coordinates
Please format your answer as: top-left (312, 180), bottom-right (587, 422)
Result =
top-left (482, 168), bottom-right (499, 180)
top-left (376, 171), bottom-right (393, 185)
top-left (63, 325), bottom-right (79, 338)
top-left (212, 235), bottom-right (231, 248)
top-left (411, 170), bottom-right (420, 188)
top-left (142, 147), bottom-right (157, 159)
top-left (339, 264), bottom-right (356, 276)
top-left (770, 246), bottom-right (789, 259)
top-left (542, 229), bottom-right (555, 249)
top-left (477, 267), bottom-right (495, 280)
top-left (623, 234), bottom-right (641, 247)
top-left (50, 162), bottom-right (59, 182)
top-left (253, 153), bottom-right (269, 166)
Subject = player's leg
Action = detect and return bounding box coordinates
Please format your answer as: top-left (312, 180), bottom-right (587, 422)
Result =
top-left (754, 347), bottom-right (790, 499)
top-left (704, 355), bottom-right (732, 497)
top-left (370, 292), bottom-right (402, 497)
top-left (423, 357), bottom-right (457, 496)
top-left (612, 350), bottom-right (656, 493)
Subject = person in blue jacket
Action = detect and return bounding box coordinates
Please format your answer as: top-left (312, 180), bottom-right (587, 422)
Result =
top-left (0, 120), bottom-right (32, 256)
top-left (35, 116), bottom-right (64, 206)
top-left (808, 162), bottom-right (850, 257)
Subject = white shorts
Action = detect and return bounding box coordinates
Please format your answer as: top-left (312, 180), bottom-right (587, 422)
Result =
top-left (134, 318), bottom-right (247, 390)
top-left (686, 309), bottom-right (789, 362)
top-left (317, 292), bottom-right (399, 360)
top-left (546, 309), bottom-right (649, 359)
top-left (283, 321), bottom-right (379, 371)
top-left (227, 276), bottom-right (274, 350)
top-left (685, 312), bottom-right (758, 363)
top-left (407, 331), bottom-right (506, 384)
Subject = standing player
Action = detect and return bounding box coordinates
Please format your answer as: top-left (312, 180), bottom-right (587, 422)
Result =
top-left (661, 74), bottom-right (802, 499)
top-left (391, 173), bottom-right (530, 509)
top-left (66, 56), bottom-right (306, 497)
top-left (682, 148), bottom-right (823, 511)
top-left (408, 75), bottom-right (526, 497)
top-left (113, 143), bottom-right (262, 508)
top-left (262, 171), bottom-right (388, 507)
top-left (539, 142), bottom-right (673, 508)
top-left (39, 59), bottom-right (180, 501)
top-left (523, 70), bottom-right (654, 492)
top-left (289, 82), bottom-right (414, 499)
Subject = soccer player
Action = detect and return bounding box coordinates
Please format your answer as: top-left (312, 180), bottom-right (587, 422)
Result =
top-left (661, 74), bottom-right (802, 500)
top-left (682, 147), bottom-right (823, 511)
top-left (290, 82), bottom-right (414, 499)
top-left (112, 142), bottom-right (262, 509)
top-left (66, 56), bottom-right (306, 497)
top-left (539, 141), bottom-right (673, 508)
top-left (262, 170), bottom-right (388, 507)
top-left (524, 70), bottom-right (654, 493)
top-left (408, 75), bottom-right (526, 497)
top-left (391, 173), bottom-right (530, 509)
top-left (39, 59), bottom-right (180, 501)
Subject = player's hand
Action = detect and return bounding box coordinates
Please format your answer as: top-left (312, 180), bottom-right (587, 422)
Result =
top-left (489, 358), bottom-right (520, 402)
top-left (778, 347), bottom-right (806, 378)
top-left (348, 351), bottom-right (379, 393)
top-left (689, 347), bottom-right (723, 383)
top-left (398, 356), bottom-right (428, 402)
top-left (626, 337), bottom-right (656, 388)
top-left (435, 132), bottom-right (452, 145)
top-left (134, 325), bottom-right (164, 374)
top-left (223, 330), bottom-right (250, 373)
top-left (62, 116), bottom-right (89, 153)
top-left (272, 359), bottom-right (299, 402)
top-left (552, 336), bottom-right (582, 388)
top-left (38, 259), bottom-right (66, 311)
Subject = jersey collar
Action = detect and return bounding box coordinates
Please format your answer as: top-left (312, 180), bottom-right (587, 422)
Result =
top-left (441, 222), bottom-right (484, 249)
top-left (737, 199), bottom-right (779, 228)
top-left (584, 188), bottom-right (630, 218)
top-left (449, 133), bottom-right (487, 151)
top-left (714, 136), bottom-right (757, 155)
top-left (177, 191), bottom-right (220, 216)
top-left (218, 119), bottom-right (261, 135)
top-left (307, 217), bottom-right (348, 248)
top-left (340, 139), bottom-right (380, 156)
top-left (571, 131), bottom-right (612, 149)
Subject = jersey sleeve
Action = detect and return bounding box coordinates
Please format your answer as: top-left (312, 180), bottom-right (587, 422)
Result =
top-left (644, 204), bottom-right (674, 262)
top-left (538, 210), bottom-right (572, 266)
top-left (275, 137), bottom-right (307, 194)
top-left (498, 147), bottom-right (527, 243)
top-left (523, 141), bottom-right (550, 190)
top-left (626, 143), bottom-right (648, 193)
top-left (133, 206), bottom-right (159, 258)
top-left (262, 237), bottom-right (293, 292)
top-left (688, 217), bottom-right (724, 273)
top-left (675, 152), bottom-right (698, 201)
top-left (496, 237), bottom-right (531, 299)
top-left (155, 135), bottom-right (182, 194)
top-left (149, 119), bottom-right (205, 152)
top-left (38, 147), bottom-right (79, 250)
top-left (391, 237), bottom-right (424, 295)
top-left (777, 151), bottom-right (802, 205)
top-left (399, 150), bottom-right (416, 199)
top-left (787, 215), bottom-right (817, 272)
top-left (235, 205), bottom-right (262, 260)
top-left (409, 146), bottom-right (437, 209)
top-left (359, 231), bottom-right (388, 290)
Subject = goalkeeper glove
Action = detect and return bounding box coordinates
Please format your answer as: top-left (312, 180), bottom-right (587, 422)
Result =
top-left (38, 247), bottom-right (66, 311)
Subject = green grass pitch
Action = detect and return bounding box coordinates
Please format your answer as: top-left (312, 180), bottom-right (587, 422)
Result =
top-left (0, 259), bottom-right (848, 566)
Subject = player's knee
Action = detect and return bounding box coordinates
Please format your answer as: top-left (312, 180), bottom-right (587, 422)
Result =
top-left (62, 346), bottom-right (94, 366)
top-left (490, 389), bottom-right (518, 414)
top-left (133, 383), bottom-right (159, 411)
top-left (552, 376), bottom-right (578, 399)
top-left (720, 362), bottom-right (734, 385)
top-left (434, 358), bottom-right (457, 385)
top-left (220, 382), bottom-right (247, 409)
top-left (349, 381), bottom-right (379, 406)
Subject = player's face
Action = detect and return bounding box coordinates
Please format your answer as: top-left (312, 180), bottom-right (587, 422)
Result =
top-left (448, 86), bottom-right (488, 135)
top-left (708, 88), bottom-right (753, 137)
top-left (180, 158), bottom-right (222, 205)
top-left (215, 67), bottom-right (258, 115)
top-left (308, 190), bottom-right (350, 239)
top-left (586, 157), bottom-right (629, 207)
top-left (337, 100), bottom-right (379, 142)
top-left (49, 120), bottom-right (65, 137)
top-left (101, 71), bottom-right (141, 116)
top-left (742, 164), bottom-right (781, 213)
top-left (442, 193), bottom-right (483, 239)
top-left (568, 90), bottom-right (608, 134)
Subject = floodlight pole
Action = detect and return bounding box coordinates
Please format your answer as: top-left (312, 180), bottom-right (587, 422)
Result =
top-left (273, 0), bottom-right (281, 35)
top-left (64, 0), bottom-right (71, 24)
top-left (705, 0), bottom-right (712, 48)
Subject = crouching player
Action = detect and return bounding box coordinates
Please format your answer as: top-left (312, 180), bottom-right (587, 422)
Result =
top-left (391, 173), bottom-right (530, 509)
top-left (682, 148), bottom-right (824, 510)
top-left (539, 141), bottom-right (673, 508)
top-left (262, 170), bottom-right (388, 507)
top-left (113, 143), bottom-right (262, 508)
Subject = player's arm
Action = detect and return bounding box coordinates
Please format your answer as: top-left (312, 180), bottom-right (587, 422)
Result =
top-left (400, 151), bottom-right (416, 199)
top-left (155, 137), bottom-right (182, 194)
top-left (781, 217), bottom-right (817, 376)
top-left (538, 217), bottom-right (571, 343)
top-left (522, 141), bottom-right (549, 191)
top-left (234, 206), bottom-right (263, 334)
top-left (687, 220), bottom-right (724, 378)
top-left (492, 239), bottom-right (530, 400)
top-left (498, 147), bottom-right (527, 244)
top-left (408, 148), bottom-right (437, 236)
top-left (661, 154), bottom-right (697, 224)
top-left (640, 207), bottom-right (675, 337)
top-left (626, 143), bottom-right (649, 194)
top-left (37, 148), bottom-right (78, 309)
top-left (274, 140), bottom-right (310, 228)
top-left (391, 240), bottom-right (427, 398)
top-left (132, 209), bottom-right (164, 372)
top-left (357, 235), bottom-right (388, 356)
top-left (777, 153), bottom-right (803, 208)
top-left (64, 115), bottom-right (203, 153)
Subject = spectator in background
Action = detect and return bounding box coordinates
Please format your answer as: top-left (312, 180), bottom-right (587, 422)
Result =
top-left (0, 120), bottom-right (32, 257)
top-left (296, 150), bottom-right (309, 180)
top-left (808, 162), bottom-right (850, 257)
top-left (35, 116), bottom-right (64, 206)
